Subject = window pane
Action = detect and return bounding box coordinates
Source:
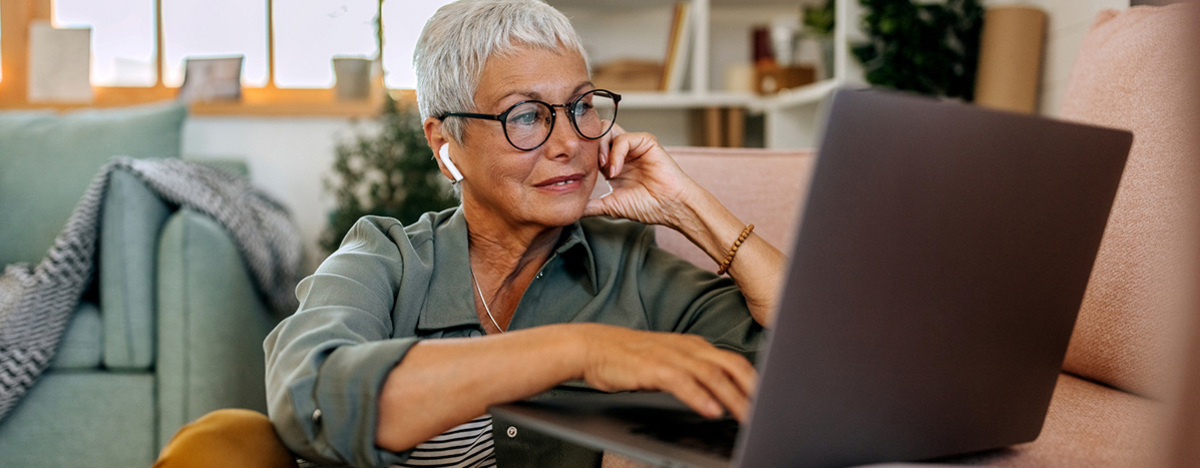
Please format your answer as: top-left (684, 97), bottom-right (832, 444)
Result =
top-left (162, 0), bottom-right (268, 87)
top-left (382, 0), bottom-right (455, 89)
top-left (274, 0), bottom-right (377, 88)
top-left (53, 0), bottom-right (156, 86)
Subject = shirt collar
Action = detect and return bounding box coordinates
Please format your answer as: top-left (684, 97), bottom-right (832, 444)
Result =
top-left (556, 220), bottom-right (599, 295)
top-left (416, 206), bottom-right (599, 332)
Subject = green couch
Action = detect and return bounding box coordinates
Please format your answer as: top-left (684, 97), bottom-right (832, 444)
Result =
top-left (0, 103), bottom-right (280, 466)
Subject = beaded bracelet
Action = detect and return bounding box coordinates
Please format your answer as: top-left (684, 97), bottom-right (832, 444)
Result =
top-left (717, 223), bottom-right (754, 275)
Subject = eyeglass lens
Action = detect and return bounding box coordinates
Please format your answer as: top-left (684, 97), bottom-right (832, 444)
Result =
top-left (504, 90), bottom-right (617, 150)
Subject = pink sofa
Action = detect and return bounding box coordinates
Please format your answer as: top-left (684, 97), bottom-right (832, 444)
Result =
top-left (622, 4), bottom-right (1197, 468)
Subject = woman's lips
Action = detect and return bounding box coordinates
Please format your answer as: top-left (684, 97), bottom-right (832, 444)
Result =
top-left (534, 173), bottom-right (586, 192)
top-left (535, 173), bottom-right (584, 187)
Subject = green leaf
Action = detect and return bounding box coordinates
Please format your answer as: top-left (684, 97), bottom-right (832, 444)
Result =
top-left (854, 0), bottom-right (982, 101)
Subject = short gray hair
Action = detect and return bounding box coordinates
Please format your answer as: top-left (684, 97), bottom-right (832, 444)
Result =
top-left (414, 0), bottom-right (590, 145)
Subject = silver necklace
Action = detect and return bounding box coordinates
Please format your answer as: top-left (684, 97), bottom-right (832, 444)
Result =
top-left (472, 270), bottom-right (505, 333)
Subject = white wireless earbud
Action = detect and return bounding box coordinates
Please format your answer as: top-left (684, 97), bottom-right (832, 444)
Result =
top-left (439, 144), bottom-right (464, 182)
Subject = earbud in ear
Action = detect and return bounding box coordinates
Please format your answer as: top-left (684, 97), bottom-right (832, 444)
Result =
top-left (439, 144), bottom-right (464, 182)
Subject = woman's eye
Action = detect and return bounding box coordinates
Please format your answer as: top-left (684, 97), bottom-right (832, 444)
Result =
top-left (574, 102), bottom-right (594, 116)
top-left (511, 111), bottom-right (540, 126)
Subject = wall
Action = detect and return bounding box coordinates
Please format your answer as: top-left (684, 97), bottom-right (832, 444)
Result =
top-left (986, 0), bottom-right (1131, 115)
top-left (183, 117), bottom-right (356, 273)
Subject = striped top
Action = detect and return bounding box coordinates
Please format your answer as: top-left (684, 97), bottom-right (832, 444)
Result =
top-left (395, 415), bottom-right (497, 468)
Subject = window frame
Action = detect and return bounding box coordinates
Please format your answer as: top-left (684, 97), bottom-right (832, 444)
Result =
top-left (0, 0), bottom-right (412, 116)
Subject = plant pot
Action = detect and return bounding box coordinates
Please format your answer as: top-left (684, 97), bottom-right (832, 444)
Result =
top-left (333, 57), bottom-right (372, 101)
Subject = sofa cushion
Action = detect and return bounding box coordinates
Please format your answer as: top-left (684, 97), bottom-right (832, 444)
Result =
top-left (47, 301), bottom-right (103, 370)
top-left (0, 372), bottom-right (156, 467)
top-left (654, 147), bottom-right (816, 269)
top-left (1055, 5), bottom-right (1199, 399)
top-left (99, 169), bottom-right (174, 371)
top-left (99, 159), bottom-right (250, 371)
top-left (0, 102), bottom-right (187, 266)
top-left (849, 374), bottom-right (1167, 468)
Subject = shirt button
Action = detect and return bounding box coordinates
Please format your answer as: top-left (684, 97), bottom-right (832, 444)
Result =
top-left (468, 329), bottom-right (482, 338)
top-left (535, 272), bottom-right (543, 279)
top-left (311, 409), bottom-right (323, 426)
top-left (506, 426), bottom-right (518, 438)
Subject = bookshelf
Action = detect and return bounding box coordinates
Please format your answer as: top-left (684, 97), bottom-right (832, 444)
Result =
top-left (619, 91), bottom-right (756, 109)
top-left (550, 0), bottom-right (866, 149)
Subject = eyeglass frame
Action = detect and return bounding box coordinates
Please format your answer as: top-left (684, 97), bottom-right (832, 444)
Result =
top-left (437, 89), bottom-right (622, 151)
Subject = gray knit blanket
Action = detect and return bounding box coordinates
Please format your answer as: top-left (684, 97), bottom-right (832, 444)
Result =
top-left (0, 157), bottom-right (304, 423)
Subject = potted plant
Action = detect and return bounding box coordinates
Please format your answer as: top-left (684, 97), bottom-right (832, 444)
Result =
top-left (319, 94), bottom-right (458, 253)
top-left (852, 0), bottom-right (984, 101)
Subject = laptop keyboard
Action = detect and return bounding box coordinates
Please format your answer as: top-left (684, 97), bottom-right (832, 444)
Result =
top-left (630, 417), bottom-right (740, 459)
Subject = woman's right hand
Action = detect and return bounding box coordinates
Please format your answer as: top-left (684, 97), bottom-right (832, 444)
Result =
top-left (571, 324), bottom-right (758, 422)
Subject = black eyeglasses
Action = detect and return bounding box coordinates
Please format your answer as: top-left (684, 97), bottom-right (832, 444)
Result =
top-left (439, 89), bottom-right (621, 151)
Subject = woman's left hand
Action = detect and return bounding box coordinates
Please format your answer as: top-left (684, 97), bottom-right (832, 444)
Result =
top-left (584, 123), bottom-right (698, 229)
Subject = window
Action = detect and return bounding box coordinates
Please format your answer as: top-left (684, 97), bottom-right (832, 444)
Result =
top-left (274, 0), bottom-right (377, 88)
top-left (53, 0), bottom-right (155, 86)
top-left (1, 0), bottom-right (463, 112)
top-left (382, 0), bottom-right (455, 89)
top-left (162, 0), bottom-right (268, 87)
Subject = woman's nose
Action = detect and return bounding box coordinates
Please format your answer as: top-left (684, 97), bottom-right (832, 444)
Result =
top-left (542, 110), bottom-right (581, 159)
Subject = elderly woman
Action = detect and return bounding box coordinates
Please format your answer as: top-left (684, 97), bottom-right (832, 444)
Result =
top-left (153, 1), bottom-right (785, 467)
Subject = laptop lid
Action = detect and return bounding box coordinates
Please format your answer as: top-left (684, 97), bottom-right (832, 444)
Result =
top-left (735, 88), bottom-right (1130, 467)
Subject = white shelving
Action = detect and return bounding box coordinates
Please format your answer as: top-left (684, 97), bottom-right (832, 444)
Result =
top-left (618, 91), bottom-right (757, 109)
top-left (618, 79), bottom-right (839, 111)
top-left (552, 0), bottom-right (865, 149)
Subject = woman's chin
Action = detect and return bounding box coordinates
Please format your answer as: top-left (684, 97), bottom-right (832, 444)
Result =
top-left (537, 197), bottom-right (589, 227)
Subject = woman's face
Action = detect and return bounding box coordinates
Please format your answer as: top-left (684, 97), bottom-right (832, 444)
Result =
top-left (451, 47), bottom-right (601, 230)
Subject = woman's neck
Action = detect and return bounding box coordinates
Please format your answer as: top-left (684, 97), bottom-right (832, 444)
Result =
top-left (462, 204), bottom-right (563, 293)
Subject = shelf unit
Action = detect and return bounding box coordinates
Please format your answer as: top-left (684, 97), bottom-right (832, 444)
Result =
top-left (551, 0), bottom-right (866, 149)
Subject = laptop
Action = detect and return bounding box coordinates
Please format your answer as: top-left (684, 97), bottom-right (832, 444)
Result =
top-left (489, 88), bottom-right (1133, 468)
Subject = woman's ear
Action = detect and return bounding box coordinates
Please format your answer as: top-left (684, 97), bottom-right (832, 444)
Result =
top-left (423, 117), bottom-right (447, 154)
top-left (424, 117), bottom-right (461, 182)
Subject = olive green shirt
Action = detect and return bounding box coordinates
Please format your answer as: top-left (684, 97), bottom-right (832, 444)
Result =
top-left (264, 206), bottom-right (764, 468)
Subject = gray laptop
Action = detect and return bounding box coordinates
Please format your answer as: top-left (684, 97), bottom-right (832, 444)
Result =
top-left (489, 88), bottom-right (1132, 468)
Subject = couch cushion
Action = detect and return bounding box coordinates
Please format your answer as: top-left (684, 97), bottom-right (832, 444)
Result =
top-left (47, 301), bottom-right (103, 370)
top-left (654, 147), bottom-right (816, 269)
top-left (0, 372), bottom-right (156, 467)
top-left (850, 374), bottom-right (1168, 468)
top-left (98, 159), bottom-right (250, 371)
top-left (0, 102), bottom-right (187, 266)
top-left (1055, 5), bottom-right (1199, 399)
top-left (99, 169), bottom-right (174, 371)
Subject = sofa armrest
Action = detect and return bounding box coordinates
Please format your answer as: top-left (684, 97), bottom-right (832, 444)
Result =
top-left (100, 168), bottom-right (174, 370)
top-left (655, 147), bottom-right (816, 270)
top-left (98, 159), bottom-right (251, 370)
top-left (155, 208), bottom-right (279, 450)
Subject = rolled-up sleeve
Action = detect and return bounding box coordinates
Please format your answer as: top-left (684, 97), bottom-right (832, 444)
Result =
top-left (264, 217), bottom-right (418, 467)
top-left (634, 227), bottom-right (766, 363)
